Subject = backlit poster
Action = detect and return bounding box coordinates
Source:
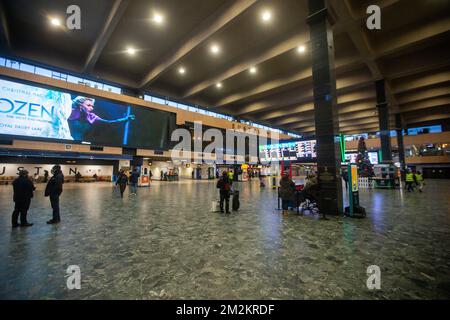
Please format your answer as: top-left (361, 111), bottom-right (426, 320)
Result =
top-left (0, 78), bottom-right (175, 149)
top-left (0, 78), bottom-right (73, 140)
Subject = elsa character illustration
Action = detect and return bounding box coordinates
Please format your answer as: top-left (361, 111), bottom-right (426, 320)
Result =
top-left (0, 79), bottom-right (74, 140)
top-left (68, 96), bottom-right (135, 141)
top-left (41, 91), bottom-right (73, 140)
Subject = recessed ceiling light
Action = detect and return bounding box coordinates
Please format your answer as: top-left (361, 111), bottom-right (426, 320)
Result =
top-left (126, 47), bottom-right (136, 55)
top-left (210, 44), bottom-right (220, 54)
top-left (178, 67), bottom-right (185, 74)
top-left (297, 45), bottom-right (306, 54)
top-left (216, 83), bottom-right (222, 88)
top-left (50, 17), bottom-right (61, 26)
top-left (261, 10), bottom-right (272, 22)
top-left (249, 67), bottom-right (257, 74)
top-left (152, 12), bottom-right (164, 24)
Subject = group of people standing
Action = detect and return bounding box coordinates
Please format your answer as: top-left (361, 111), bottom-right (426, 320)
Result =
top-left (11, 165), bottom-right (64, 227)
top-left (279, 173), bottom-right (319, 216)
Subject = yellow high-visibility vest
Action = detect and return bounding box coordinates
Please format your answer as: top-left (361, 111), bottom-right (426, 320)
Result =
top-left (405, 173), bottom-right (414, 182)
top-left (416, 173), bottom-right (423, 182)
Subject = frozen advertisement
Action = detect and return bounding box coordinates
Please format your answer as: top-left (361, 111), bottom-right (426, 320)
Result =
top-left (0, 78), bottom-right (175, 149)
top-left (260, 140), bottom-right (317, 162)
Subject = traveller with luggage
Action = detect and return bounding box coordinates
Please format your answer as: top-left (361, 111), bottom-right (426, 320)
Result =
top-left (216, 171), bottom-right (232, 213)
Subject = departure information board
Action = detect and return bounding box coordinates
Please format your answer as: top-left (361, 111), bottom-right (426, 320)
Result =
top-left (259, 140), bottom-right (316, 162)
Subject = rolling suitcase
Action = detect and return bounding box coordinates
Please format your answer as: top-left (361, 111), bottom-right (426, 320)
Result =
top-left (232, 190), bottom-right (240, 211)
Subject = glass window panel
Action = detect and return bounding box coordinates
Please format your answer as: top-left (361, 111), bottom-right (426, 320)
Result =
top-left (19, 63), bottom-right (35, 73)
top-left (6, 59), bottom-right (20, 69)
top-left (35, 67), bottom-right (52, 77)
top-left (152, 97), bottom-right (166, 105)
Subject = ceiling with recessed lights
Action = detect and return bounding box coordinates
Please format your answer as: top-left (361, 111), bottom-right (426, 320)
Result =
top-left (0, 0), bottom-right (449, 136)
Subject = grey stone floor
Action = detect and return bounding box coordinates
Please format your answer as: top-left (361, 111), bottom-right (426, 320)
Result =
top-left (0, 178), bottom-right (449, 300)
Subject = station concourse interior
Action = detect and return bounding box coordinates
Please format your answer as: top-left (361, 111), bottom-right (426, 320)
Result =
top-left (0, 0), bottom-right (449, 300)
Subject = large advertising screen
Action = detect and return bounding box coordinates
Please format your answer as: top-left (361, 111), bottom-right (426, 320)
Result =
top-left (0, 78), bottom-right (175, 149)
top-left (259, 140), bottom-right (316, 162)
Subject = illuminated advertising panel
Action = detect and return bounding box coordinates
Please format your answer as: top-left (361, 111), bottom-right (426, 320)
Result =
top-left (0, 78), bottom-right (175, 149)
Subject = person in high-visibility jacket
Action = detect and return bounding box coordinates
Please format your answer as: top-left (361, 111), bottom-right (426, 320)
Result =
top-left (405, 170), bottom-right (415, 192)
top-left (415, 171), bottom-right (424, 192)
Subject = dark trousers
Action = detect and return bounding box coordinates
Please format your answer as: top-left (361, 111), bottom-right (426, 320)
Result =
top-left (119, 184), bottom-right (126, 197)
top-left (12, 199), bottom-right (31, 225)
top-left (50, 195), bottom-right (61, 221)
top-left (406, 181), bottom-right (414, 192)
top-left (220, 191), bottom-right (230, 213)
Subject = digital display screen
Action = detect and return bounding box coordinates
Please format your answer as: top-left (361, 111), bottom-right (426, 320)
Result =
top-left (345, 152), bottom-right (379, 164)
top-left (0, 78), bottom-right (175, 149)
top-left (259, 140), bottom-right (316, 162)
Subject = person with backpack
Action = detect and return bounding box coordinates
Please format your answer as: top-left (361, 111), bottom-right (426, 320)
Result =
top-left (11, 169), bottom-right (36, 227)
top-left (45, 165), bottom-right (64, 224)
top-left (216, 171), bottom-right (233, 214)
top-left (116, 170), bottom-right (128, 198)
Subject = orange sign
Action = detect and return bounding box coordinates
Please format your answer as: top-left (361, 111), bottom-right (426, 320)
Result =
top-left (351, 165), bottom-right (358, 192)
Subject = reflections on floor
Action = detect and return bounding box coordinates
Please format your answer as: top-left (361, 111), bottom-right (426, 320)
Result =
top-left (0, 179), bottom-right (449, 299)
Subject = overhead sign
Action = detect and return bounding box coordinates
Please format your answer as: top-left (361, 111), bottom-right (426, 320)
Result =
top-left (259, 140), bottom-right (317, 162)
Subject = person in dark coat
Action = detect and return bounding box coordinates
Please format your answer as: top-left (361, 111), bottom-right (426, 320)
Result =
top-left (129, 168), bottom-right (139, 195)
top-left (216, 171), bottom-right (233, 213)
top-left (45, 165), bottom-right (64, 224)
top-left (342, 169), bottom-right (349, 190)
top-left (43, 170), bottom-right (49, 183)
top-left (11, 170), bottom-right (36, 227)
top-left (116, 170), bottom-right (128, 198)
top-left (279, 173), bottom-right (295, 216)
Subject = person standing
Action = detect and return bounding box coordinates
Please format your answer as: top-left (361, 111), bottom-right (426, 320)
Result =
top-left (43, 170), bottom-right (49, 183)
top-left (216, 171), bottom-right (232, 214)
top-left (11, 170), bottom-right (36, 227)
top-left (116, 170), bottom-right (128, 198)
top-left (342, 169), bottom-right (349, 190)
top-left (129, 168), bottom-right (139, 195)
top-left (279, 173), bottom-right (295, 216)
top-left (45, 165), bottom-right (64, 224)
top-left (405, 169), bottom-right (415, 192)
top-left (416, 170), bottom-right (424, 192)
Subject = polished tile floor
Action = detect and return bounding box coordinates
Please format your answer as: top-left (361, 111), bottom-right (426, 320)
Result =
top-left (0, 178), bottom-right (449, 299)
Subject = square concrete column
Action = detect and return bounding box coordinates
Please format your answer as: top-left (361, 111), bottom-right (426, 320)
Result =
top-left (395, 113), bottom-right (406, 179)
top-left (307, 0), bottom-right (343, 215)
top-left (375, 79), bottom-right (392, 162)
